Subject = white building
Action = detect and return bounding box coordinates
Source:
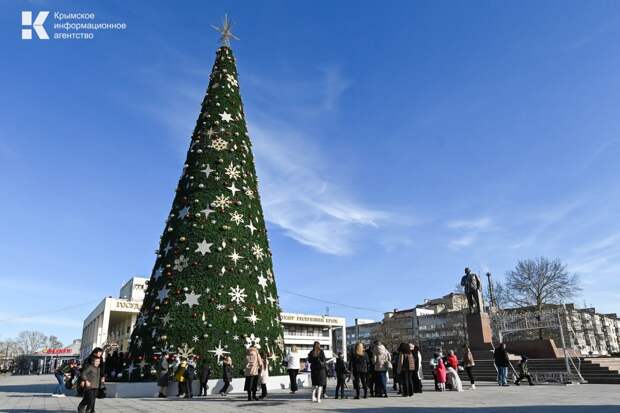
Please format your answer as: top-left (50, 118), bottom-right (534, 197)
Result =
top-left (81, 277), bottom-right (346, 360)
top-left (280, 312), bottom-right (347, 360)
top-left (80, 277), bottom-right (147, 359)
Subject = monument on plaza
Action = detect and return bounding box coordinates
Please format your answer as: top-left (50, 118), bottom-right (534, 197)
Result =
top-left (460, 268), bottom-right (493, 350)
top-left (126, 15), bottom-right (285, 380)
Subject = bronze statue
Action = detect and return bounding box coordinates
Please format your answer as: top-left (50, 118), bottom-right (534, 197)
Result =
top-left (460, 267), bottom-right (484, 314)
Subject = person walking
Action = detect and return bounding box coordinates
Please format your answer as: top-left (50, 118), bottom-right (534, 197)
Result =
top-left (515, 355), bottom-right (534, 386)
top-left (156, 352), bottom-right (170, 398)
top-left (52, 361), bottom-right (71, 397)
top-left (307, 341), bottom-right (327, 403)
top-left (219, 355), bottom-right (233, 396)
top-left (244, 344), bottom-right (263, 401)
top-left (412, 344), bottom-right (423, 393)
top-left (396, 343), bottom-right (414, 397)
top-left (334, 352), bottom-right (348, 399)
top-left (77, 356), bottom-right (101, 413)
top-left (199, 360), bottom-right (211, 396)
top-left (373, 341), bottom-right (390, 397)
top-left (436, 358), bottom-right (447, 392)
top-left (80, 348), bottom-right (105, 397)
top-left (494, 342), bottom-right (511, 386)
top-left (285, 345), bottom-right (301, 394)
top-left (462, 345), bottom-right (476, 390)
top-left (350, 342), bottom-right (369, 399)
top-left (259, 352), bottom-right (270, 399)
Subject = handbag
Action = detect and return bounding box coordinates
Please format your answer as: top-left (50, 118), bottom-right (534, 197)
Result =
top-left (96, 385), bottom-right (106, 399)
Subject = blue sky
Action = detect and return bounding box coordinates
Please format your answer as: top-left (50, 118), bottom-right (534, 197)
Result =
top-left (1, 0), bottom-right (620, 346)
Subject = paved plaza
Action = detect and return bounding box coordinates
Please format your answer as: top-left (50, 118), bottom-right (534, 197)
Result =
top-left (1, 374), bottom-right (619, 412)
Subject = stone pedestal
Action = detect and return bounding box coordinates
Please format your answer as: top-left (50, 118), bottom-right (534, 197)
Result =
top-left (466, 312), bottom-right (493, 350)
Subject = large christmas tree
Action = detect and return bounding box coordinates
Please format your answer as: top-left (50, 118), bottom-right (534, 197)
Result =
top-left (127, 17), bottom-right (285, 380)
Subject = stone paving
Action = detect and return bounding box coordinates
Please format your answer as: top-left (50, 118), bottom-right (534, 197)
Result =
top-left (1, 374), bottom-right (619, 412)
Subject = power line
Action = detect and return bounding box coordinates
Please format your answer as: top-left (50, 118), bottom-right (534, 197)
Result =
top-left (0, 299), bottom-right (100, 323)
top-left (279, 289), bottom-right (384, 314)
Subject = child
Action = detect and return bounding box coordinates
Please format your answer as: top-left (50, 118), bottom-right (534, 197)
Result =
top-left (175, 357), bottom-right (187, 397)
top-left (77, 357), bottom-right (101, 413)
top-left (259, 352), bottom-right (270, 399)
top-left (334, 352), bottom-right (349, 399)
top-left (220, 355), bottom-right (233, 396)
top-left (515, 356), bottom-right (534, 386)
top-left (436, 358), bottom-right (447, 392)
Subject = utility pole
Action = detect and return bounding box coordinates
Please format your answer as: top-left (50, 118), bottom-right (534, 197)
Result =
top-left (486, 272), bottom-right (496, 309)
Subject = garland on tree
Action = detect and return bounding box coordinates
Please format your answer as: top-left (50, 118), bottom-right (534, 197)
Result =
top-left (126, 45), bottom-right (285, 381)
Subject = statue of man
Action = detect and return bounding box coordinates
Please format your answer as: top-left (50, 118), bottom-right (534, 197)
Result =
top-left (460, 267), bottom-right (483, 314)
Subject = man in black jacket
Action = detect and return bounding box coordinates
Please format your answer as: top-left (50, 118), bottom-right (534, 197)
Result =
top-left (78, 357), bottom-right (101, 413)
top-left (494, 343), bottom-right (511, 386)
top-left (199, 360), bottom-right (211, 396)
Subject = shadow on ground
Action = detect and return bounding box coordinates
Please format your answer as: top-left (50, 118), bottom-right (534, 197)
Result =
top-left (0, 384), bottom-right (54, 393)
top-left (330, 407), bottom-right (620, 413)
top-left (5, 411), bottom-right (74, 413)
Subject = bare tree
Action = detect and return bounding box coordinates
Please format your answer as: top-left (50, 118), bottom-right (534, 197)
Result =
top-left (47, 335), bottom-right (63, 349)
top-left (371, 322), bottom-right (400, 352)
top-left (492, 281), bottom-right (510, 310)
top-left (505, 257), bottom-right (581, 339)
top-left (16, 331), bottom-right (47, 354)
top-left (0, 339), bottom-right (21, 370)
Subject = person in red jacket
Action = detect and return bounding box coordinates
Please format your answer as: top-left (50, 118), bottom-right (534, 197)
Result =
top-left (436, 358), bottom-right (447, 391)
top-left (447, 350), bottom-right (459, 370)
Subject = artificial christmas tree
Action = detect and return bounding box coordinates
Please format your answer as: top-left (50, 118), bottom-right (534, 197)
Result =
top-left (127, 17), bottom-right (285, 380)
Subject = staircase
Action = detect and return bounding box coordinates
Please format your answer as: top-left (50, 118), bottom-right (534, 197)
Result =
top-left (581, 358), bottom-right (620, 383)
top-left (423, 358), bottom-right (620, 384)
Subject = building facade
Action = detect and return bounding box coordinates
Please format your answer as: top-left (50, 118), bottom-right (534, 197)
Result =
top-left (493, 304), bottom-right (620, 356)
top-left (80, 277), bottom-right (147, 359)
top-left (81, 277), bottom-right (347, 361)
top-left (280, 312), bottom-right (346, 360)
top-left (13, 340), bottom-right (81, 375)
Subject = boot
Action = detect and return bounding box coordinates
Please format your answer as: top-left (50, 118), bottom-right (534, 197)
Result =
top-left (247, 391), bottom-right (252, 401)
top-left (354, 389), bottom-right (360, 399)
top-left (317, 389), bottom-right (322, 403)
top-left (363, 389), bottom-right (367, 399)
top-left (312, 387), bottom-right (317, 402)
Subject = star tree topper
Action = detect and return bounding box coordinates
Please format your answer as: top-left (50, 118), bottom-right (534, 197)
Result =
top-left (211, 14), bottom-right (240, 47)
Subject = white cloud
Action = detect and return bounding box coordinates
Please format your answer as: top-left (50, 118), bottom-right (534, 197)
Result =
top-left (320, 66), bottom-right (352, 111)
top-left (446, 217), bottom-right (493, 230)
top-left (446, 216), bottom-right (494, 249)
top-left (250, 121), bottom-right (393, 255)
top-left (0, 312), bottom-right (82, 328)
top-left (449, 234), bottom-right (477, 248)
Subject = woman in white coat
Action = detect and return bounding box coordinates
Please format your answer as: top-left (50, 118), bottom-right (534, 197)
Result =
top-left (285, 345), bottom-right (301, 393)
top-left (259, 351), bottom-right (270, 399)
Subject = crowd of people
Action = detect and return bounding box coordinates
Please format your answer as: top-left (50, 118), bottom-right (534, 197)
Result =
top-left (50, 341), bottom-right (535, 411)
